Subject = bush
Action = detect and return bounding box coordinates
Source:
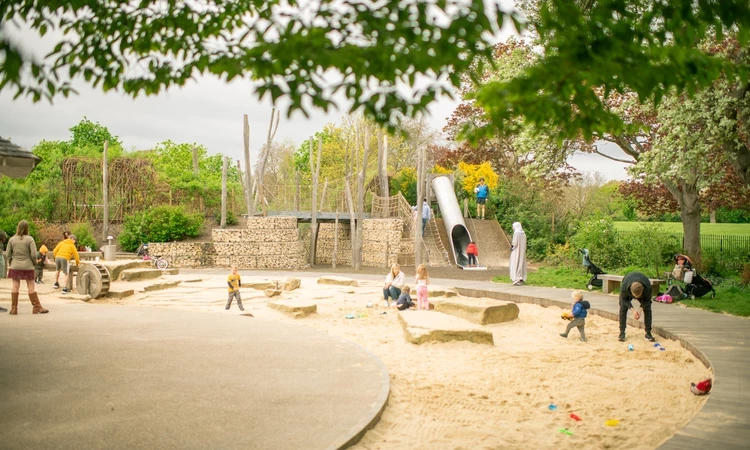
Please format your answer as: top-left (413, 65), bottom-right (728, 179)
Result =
top-left (0, 214), bottom-right (39, 242)
top-left (118, 206), bottom-right (204, 252)
top-left (213, 210), bottom-right (239, 226)
top-left (70, 223), bottom-right (98, 251)
top-left (569, 218), bottom-right (625, 270)
top-left (36, 222), bottom-right (68, 249)
top-left (619, 224), bottom-right (681, 278)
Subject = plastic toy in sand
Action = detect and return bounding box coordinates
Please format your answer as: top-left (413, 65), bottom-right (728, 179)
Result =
top-left (558, 428), bottom-right (573, 436)
top-left (569, 413), bottom-right (581, 421)
top-left (548, 404), bottom-right (557, 411)
top-left (628, 344), bottom-right (634, 351)
top-left (605, 419), bottom-right (619, 426)
top-left (561, 311), bottom-right (574, 321)
top-left (691, 379), bottom-right (712, 396)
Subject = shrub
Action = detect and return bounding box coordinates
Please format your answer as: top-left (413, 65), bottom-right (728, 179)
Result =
top-left (619, 223), bottom-right (681, 278)
top-left (213, 210), bottom-right (239, 226)
top-left (569, 218), bottom-right (625, 270)
top-left (0, 214), bottom-right (39, 241)
top-left (70, 223), bottom-right (98, 251)
top-left (36, 222), bottom-right (67, 249)
top-left (118, 206), bottom-right (204, 252)
top-left (742, 264), bottom-right (750, 287)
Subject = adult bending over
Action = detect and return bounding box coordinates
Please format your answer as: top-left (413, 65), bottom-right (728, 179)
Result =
top-left (618, 271), bottom-right (654, 342)
top-left (6, 220), bottom-right (48, 314)
top-left (382, 263), bottom-right (405, 308)
top-left (509, 222), bottom-right (527, 286)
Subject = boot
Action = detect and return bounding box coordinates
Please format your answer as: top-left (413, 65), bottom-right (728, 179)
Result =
top-left (10, 292), bottom-right (18, 315)
top-left (29, 292), bottom-right (49, 314)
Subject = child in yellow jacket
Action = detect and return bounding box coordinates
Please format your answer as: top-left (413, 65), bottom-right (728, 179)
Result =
top-left (53, 234), bottom-right (80, 293)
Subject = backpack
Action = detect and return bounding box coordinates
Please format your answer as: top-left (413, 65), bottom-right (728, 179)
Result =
top-left (666, 285), bottom-right (683, 299)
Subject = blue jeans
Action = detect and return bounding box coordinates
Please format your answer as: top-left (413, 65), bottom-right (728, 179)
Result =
top-left (383, 286), bottom-right (401, 301)
top-left (422, 217), bottom-right (428, 236)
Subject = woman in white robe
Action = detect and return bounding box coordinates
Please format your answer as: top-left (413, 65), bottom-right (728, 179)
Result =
top-left (509, 222), bottom-right (527, 285)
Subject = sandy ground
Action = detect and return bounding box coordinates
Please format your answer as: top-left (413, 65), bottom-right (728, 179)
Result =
top-left (1, 272), bottom-right (711, 450)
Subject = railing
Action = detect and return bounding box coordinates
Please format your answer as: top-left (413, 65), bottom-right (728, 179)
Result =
top-left (618, 231), bottom-right (750, 269)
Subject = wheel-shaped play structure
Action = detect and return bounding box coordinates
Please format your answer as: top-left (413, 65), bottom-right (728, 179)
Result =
top-left (76, 263), bottom-right (112, 298)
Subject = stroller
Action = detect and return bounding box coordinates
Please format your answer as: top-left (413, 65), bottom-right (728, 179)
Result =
top-left (579, 249), bottom-right (606, 290)
top-left (666, 254), bottom-right (716, 300)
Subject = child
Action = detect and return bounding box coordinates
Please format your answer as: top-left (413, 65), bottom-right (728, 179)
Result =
top-left (226, 265), bottom-right (244, 311)
top-left (466, 241), bottom-right (478, 267)
top-left (396, 286), bottom-right (414, 311)
top-left (34, 249), bottom-right (45, 284)
top-left (415, 264), bottom-right (430, 310)
top-left (559, 290), bottom-right (590, 342)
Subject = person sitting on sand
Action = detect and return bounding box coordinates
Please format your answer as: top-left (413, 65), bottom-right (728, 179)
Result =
top-left (560, 290), bottom-right (590, 342)
top-left (396, 286), bottom-right (414, 311)
top-left (382, 263), bottom-right (405, 308)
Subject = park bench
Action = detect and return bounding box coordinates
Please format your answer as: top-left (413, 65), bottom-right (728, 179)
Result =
top-left (599, 274), bottom-right (666, 295)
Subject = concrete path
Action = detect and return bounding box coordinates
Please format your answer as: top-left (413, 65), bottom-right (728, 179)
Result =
top-left (0, 303), bottom-right (389, 450)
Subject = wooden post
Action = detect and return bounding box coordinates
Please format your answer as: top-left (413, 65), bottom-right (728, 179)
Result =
top-left (354, 128), bottom-right (370, 270)
top-left (333, 210), bottom-right (339, 269)
top-left (294, 171), bottom-right (300, 212)
top-left (320, 178), bottom-right (328, 212)
top-left (463, 198), bottom-right (469, 218)
top-left (243, 114), bottom-right (254, 217)
top-left (415, 143), bottom-right (424, 266)
top-left (344, 176), bottom-right (356, 268)
top-left (102, 140), bottom-right (109, 242)
top-left (221, 156), bottom-right (228, 228)
top-left (309, 136), bottom-right (322, 265)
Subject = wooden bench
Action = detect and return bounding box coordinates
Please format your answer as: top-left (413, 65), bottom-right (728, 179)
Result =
top-left (599, 274), bottom-right (666, 295)
top-left (79, 251), bottom-right (104, 261)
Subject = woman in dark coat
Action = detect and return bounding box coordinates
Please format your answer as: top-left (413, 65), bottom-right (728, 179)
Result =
top-left (6, 220), bottom-right (48, 314)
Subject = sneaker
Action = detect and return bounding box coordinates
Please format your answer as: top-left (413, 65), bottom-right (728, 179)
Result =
top-left (644, 332), bottom-right (655, 342)
top-left (53, 282), bottom-right (60, 289)
top-left (0, 306), bottom-right (7, 312)
top-left (580, 338), bottom-right (587, 342)
top-left (559, 333), bottom-right (568, 338)
top-left (618, 332), bottom-right (626, 342)
top-left (61, 288), bottom-right (69, 294)
top-left (383, 301), bottom-right (389, 308)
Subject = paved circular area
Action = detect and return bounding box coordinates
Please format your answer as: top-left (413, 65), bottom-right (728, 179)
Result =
top-left (0, 303), bottom-right (389, 450)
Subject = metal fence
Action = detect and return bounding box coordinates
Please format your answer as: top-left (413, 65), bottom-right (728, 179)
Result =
top-left (619, 231), bottom-right (750, 269)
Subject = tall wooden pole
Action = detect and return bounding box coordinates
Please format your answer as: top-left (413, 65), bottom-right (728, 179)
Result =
top-left (221, 156), bottom-right (228, 228)
top-left (102, 140), bottom-right (109, 242)
top-left (415, 143), bottom-right (424, 266)
top-left (243, 114), bottom-right (254, 217)
top-left (355, 128), bottom-right (370, 270)
top-left (309, 137), bottom-right (319, 265)
top-left (192, 146), bottom-right (199, 176)
top-left (294, 171), bottom-right (300, 211)
top-left (332, 209), bottom-right (339, 269)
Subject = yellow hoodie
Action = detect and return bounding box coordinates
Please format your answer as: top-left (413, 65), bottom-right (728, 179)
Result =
top-left (53, 238), bottom-right (80, 266)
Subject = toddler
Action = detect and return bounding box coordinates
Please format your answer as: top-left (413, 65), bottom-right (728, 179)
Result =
top-left (560, 290), bottom-right (590, 342)
top-left (226, 265), bottom-right (244, 311)
top-left (415, 264), bottom-right (430, 310)
top-left (396, 286), bottom-right (414, 311)
top-left (466, 241), bottom-right (478, 267)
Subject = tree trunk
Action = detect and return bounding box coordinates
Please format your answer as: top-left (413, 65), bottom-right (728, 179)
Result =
top-left (354, 128), bottom-right (370, 270)
top-left (221, 156), bottom-right (228, 228)
top-left (102, 140), bottom-right (109, 242)
top-left (710, 209), bottom-right (716, 223)
top-left (415, 142), bottom-right (424, 266)
top-left (243, 115), bottom-right (254, 217)
top-left (665, 180), bottom-right (702, 260)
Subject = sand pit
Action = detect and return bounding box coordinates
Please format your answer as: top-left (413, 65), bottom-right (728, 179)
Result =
top-left (31, 273), bottom-right (711, 449)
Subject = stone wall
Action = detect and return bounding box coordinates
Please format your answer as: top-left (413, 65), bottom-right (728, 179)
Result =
top-left (147, 217), bottom-right (308, 269)
top-left (316, 218), bottom-right (405, 267)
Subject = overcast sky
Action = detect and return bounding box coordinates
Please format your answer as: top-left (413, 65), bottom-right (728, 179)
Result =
top-left (0, 76), bottom-right (632, 181)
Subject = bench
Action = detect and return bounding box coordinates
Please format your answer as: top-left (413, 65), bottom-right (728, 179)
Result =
top-left (599, 274), bottom-right (666, 295)
top-left (79, 251), bottom-right (104, 261)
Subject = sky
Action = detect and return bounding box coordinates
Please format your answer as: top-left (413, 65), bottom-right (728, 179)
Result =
top-left (0, 75), bottom-right (633, 181)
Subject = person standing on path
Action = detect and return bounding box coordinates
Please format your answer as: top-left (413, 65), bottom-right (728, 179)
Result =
top-left (618, 271), bottom-right (655, 342)
top-left (474, 178), bottom-right (489, 220)
top-left (6, 220), bottom-right (48, 314)
top-left (509, 222), bottom-right (527, 286)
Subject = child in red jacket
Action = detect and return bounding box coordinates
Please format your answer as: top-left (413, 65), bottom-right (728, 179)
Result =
top-left (466, 241), bottom-right (478, 267)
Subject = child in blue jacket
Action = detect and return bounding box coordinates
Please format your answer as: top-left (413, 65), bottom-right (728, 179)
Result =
top-left (560, 290), bottom-right (590, 342)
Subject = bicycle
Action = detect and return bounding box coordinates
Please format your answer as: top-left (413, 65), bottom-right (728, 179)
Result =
top-left (136, 243), bottom-right (170, 270)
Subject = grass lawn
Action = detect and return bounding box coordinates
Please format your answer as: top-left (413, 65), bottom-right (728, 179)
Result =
top-left (493, 267), bottom-right (750, 317)
top-left (613, 222), bottom-right (750, 235)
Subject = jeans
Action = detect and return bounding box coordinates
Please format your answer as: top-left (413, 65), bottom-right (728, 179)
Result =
top-left (619, 301), bottom-right (652, 333)
top-left (383, 286), bottom-right (401, 301)
top-left (422, 217), bottom-right (428, 236)
top-left (564, 318), bottom-right (586, 339)
top-left (468, 254), bottom-right (477, 266)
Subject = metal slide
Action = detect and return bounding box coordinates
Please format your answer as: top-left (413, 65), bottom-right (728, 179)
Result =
top-left (432, 176), bottom-right (482, 269)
